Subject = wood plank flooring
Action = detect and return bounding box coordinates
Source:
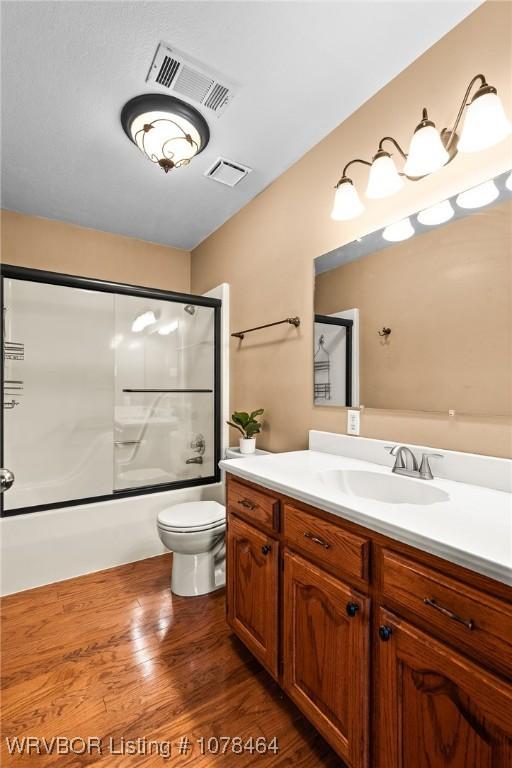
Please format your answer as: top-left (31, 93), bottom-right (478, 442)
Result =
top-left (1, 554), bottom-right (340, 766)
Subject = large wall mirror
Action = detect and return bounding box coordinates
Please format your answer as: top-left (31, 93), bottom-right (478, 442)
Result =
top-left (313, 170), bottom-right (512, 416)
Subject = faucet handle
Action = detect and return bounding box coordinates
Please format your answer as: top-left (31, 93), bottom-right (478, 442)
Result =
top-left (419, 452), bottom-right (443, 480)
top-left (384, 445), bottom-right (405, 469)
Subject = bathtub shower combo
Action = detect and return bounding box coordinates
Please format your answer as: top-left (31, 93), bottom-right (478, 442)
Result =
top-left (1, 266), bottom-right (221, 519)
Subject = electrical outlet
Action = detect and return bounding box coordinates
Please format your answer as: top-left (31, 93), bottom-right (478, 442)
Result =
top-left (347, 409), bottom-right (360, 435)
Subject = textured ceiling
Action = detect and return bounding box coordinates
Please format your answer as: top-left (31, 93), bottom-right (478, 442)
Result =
top-left (1, 1), bottom-right (481, 250)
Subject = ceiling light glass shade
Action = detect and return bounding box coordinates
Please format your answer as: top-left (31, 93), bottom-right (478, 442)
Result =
top-left (458, 91), bottom-right (512, 153)
top-left (403, 124), bottom-right (449, 177)
top-left (121, 94), bottom-right (210, 173)
top-left (417, 199), bottom-right (454, 226)
top-left (132, 310), bottom-right (157, 332)
top-left (506, 172), bottom-right (512, 191)
top-left (456, 180), bottom-right (499, 209)
top-left (382, 217), bottom-right (415, 242)
top-left (365, 152), bottom-right (404, 199)
top-left (331, 178), bottom-right (365, 221)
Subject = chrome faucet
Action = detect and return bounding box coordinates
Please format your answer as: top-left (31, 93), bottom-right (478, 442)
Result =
top-left (385, 445), bottom-right (443, 480)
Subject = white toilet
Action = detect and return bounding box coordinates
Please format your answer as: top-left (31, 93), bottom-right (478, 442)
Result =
top-left (157, 501), bottom-right (226, 597)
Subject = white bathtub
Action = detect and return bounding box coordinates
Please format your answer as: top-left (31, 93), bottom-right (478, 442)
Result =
top-left (0, 483), bottom-right (223, 595)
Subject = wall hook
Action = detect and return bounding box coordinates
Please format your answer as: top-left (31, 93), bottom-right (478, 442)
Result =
top-left (378, 327), bottom-right (391, 337)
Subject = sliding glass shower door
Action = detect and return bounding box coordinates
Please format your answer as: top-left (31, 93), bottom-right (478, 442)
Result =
top-left (1, 269), bottom-right (220, 515)
top-left (113, 294), bottom-right (216, 490)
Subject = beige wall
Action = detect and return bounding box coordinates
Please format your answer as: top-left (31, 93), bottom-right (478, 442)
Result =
top-left (191, 1), bottom-right (512, 458)
top-left (1, 210), bottom-right (190, 292)
top-left (315, 198), bottom-right (512, 416)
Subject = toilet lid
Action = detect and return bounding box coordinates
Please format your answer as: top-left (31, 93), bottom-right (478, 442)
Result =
top-left (157, 501), bottom-right (225, 531)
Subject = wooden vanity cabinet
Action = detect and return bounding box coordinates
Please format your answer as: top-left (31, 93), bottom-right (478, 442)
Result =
top-left (377, 609), bottom-right (512, 767)
top-left (283, 550), bottom-right (369, 768)
top-left (225, 473), bottom-right (512, 768)
top-left (226, 514), bottom-right (279, 677)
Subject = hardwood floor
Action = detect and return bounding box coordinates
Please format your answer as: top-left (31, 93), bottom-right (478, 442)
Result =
top-left (1, 554), bottom-right (340, 766)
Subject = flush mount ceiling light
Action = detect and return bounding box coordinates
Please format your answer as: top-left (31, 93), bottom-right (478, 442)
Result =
top-left (330, 73), bottom-right (511, 221)
top-left (121, 94), bottom-right (210, 173)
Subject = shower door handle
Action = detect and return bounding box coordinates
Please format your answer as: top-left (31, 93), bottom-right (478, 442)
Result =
top-left (0, 468), bottom-right (15, 492)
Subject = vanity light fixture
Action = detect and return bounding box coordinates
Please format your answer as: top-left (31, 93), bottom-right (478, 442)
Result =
top-left (331, 167), bottom-right (366, 220)
top-left (456, 179), bottom-right (499, 210)
top-left (403, 109), bottom-right (450, 177)
top-left (417, 199), bottom-right (454, 226)
top-left (382, 217), bottom-right (415, 242)
top-left (121, 94), bottom-right (210, 173)
top-left (366, 146), bottom-right (404, 199)
top-left (330, 73), bottom-right (511, 221)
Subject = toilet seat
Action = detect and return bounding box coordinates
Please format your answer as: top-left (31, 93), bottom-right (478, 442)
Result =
top-left (157, 501), bottom-right (225, 533)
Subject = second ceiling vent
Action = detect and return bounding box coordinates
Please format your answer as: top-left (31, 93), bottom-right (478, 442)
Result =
top-left (147, 42), bottom-right (236, 117)
top-left (205, 158), bottom-right (252, 187)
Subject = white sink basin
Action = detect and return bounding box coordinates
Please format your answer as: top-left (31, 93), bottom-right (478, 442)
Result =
top-left (319, 469), bottom-right (450, 505)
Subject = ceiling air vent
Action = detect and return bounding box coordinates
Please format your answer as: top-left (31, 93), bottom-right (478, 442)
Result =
top-left (205, 158), bottom-right (252, 187)
top-left (147, 43), bottom-right (236, 117)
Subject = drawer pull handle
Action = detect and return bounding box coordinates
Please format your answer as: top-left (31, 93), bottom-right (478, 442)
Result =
top-left (304, 532), bottom-right (330, 549)
top-left (346, 601), bottom-right (359, 618)
top-left (424, 598), bottom-right (474, 630)
top-left (238, 498), bottom-right (257, 510)
top-left (261, 545), bottom-right (271, 555)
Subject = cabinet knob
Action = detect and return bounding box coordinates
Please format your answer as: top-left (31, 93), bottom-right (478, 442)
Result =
top-left (379, 625), bottom-right (393, 642)
top-left (261, 545), bottom-right (271, 555)
top-left (346, 601), bottom-right (359, 617)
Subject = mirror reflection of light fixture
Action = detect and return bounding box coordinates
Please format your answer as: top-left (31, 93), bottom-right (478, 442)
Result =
top-left (456, 180), bottom-right (499, 209)
top-left (132, 310), bottom-right (158, 332)
top-left (330, 73), bottom-right (511, 221)
top-left (417, 199), bottom-right (454, 226)
top-left (382, 217), bottom-right (415, 242)
top-left (121, 94), bottom-right (210, 173)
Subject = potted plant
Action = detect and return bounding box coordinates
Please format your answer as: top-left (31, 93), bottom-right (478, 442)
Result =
top-left (227, 409), bottom-right (264, 454)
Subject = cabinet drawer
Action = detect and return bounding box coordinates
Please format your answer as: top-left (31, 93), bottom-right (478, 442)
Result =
top-left (227, 478), bottom-right (280, 533)
top-left (381, 549), bottom-right (512, 677)
top-left (284, 503), bottom-right (369, 582)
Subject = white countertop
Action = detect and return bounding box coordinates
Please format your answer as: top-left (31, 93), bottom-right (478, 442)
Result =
top-left (220, 449), bottom-right (512, 586)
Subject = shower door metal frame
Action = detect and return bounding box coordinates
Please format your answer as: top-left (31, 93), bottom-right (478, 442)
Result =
top-left (0, 264), bottom-right (222, 517)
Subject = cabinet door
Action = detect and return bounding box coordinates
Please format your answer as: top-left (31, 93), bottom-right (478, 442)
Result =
top-left (226, 514), bottom-right (279, 677)
top-left (377, 609), bottom-right (512, 768)
top-left (283, 549), bottom-right (369, 768)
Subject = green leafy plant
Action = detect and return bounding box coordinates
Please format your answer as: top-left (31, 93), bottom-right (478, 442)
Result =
top-left (227, 409), bottom-right (264, 439)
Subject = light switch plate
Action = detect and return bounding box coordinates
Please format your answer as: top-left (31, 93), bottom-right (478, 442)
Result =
top-left (347, 409), bottom-right (360, 435)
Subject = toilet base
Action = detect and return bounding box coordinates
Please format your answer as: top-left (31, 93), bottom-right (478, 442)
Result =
top-left (171, 543), bottom-right (226, 597)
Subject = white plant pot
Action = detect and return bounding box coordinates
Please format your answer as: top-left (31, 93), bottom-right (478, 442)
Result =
top-left (239, 438), bottom-right (256, 454)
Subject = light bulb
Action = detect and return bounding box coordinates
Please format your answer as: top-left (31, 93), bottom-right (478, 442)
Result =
top-left (505, 171), bottom-right (512, 191)
top-left (382, 217), bottom-right (415, 242)
top-left (365, 151), bottom-right (404, 199)
top-left (456, 180), bottom-right (499, 209)
top-left (458, 89), bottom-right (512, 153)
top-left (132, 310), bottom-right (157, 332)
top-left (417, 200), bottom-right (454, 226)
top-left (331, 178), bottom-right (365, 221)
top-left (403, 109), bottom-right (449, 177)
